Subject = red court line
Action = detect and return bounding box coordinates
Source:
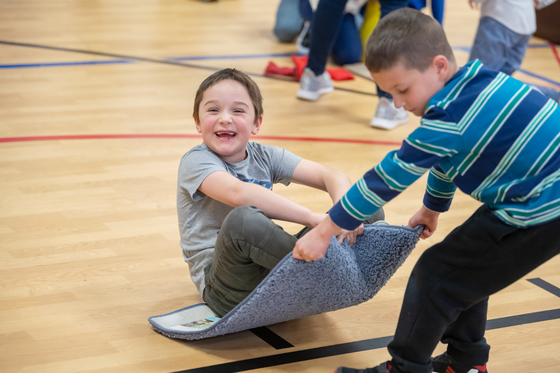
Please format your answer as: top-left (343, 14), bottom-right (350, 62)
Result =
top-left (551, 43), bottom-right (560, 68)
top-left (0, 134), bottom-right (402, 147)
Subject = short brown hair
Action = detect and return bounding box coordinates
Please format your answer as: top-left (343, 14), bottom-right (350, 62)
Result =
top-left (193, 68), bottom-right (263, 124)
top-left (365, 8), bottom-right (455, 73)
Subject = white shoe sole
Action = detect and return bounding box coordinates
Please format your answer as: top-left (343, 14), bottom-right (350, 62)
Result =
top-left (370, 116), bottom-right (408, 130)
top-left (296, 87), bottom-right (334, 101)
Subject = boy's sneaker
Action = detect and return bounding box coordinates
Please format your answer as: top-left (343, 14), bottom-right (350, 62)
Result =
top-left (335, 360), bottom-right (399, 373)
top-left (297, 67), bottom-right (334, 101)
top-left (370, 97), bottom-right (408, 130)
top-left (432, 352), bottom-right (488, 373)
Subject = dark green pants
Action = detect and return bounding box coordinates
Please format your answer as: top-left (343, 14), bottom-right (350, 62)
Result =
top-left (203, 205), bottom-right (385, 316)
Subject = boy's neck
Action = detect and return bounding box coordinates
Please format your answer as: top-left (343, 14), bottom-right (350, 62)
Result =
top-left (444, 62), bottom-right (459, 84)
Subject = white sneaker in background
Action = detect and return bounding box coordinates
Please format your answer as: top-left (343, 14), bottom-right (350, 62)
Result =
top-left (297, 68), bottom-right (334, 101)
top-left (370, 97), bottom-right (408, 130)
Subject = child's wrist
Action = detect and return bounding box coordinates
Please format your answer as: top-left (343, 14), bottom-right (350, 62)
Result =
top-left (316, 215), bottom-right (342, 238)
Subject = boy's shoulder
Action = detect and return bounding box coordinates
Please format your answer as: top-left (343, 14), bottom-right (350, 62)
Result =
top-left (246, 141), bottom-right (300, 163)
top-left (182, 141), bottom-right (275, 156)
top-left (180, 142), bottom-right (286, 166)
top-left (181, 142), bottom-right (297, 171)
top-left (181, 143), bottom-right (223, 163)
top-left (179, 144), bottom-right (223, 173)
top-left (246, 141), bottom-right (280, 151)
top-left (424, 60), bottom-right (506, 117)
top-left (184, 143), bottom-right (210, 157)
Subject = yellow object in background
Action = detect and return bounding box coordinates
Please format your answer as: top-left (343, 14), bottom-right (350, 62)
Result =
top-left (360, 0), bottom-right (381, 61)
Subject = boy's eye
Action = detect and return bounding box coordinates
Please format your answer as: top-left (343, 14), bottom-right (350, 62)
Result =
top-left (398, 88), bottom-right (408, 94)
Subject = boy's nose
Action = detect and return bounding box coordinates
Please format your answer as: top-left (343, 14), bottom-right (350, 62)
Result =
top-left (393, 97), bottom-right (405, 109)
top-left (219, 113), bottom-right (232, 123)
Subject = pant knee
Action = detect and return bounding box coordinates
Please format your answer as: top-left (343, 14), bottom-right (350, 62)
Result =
top-left (222, 205), bottom-right (258, 233)
top-left (220, 206), bottom-right (271, 245)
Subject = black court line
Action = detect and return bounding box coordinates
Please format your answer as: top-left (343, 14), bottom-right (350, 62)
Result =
top-left (174, 336), bottom-right (393, 373)
top-left (174, 308), bottom-right (560, 373)
top-left (527, 278), bottom-right (560, 298)
top-left (211, 279), bottom-right (560, 351)
top-left (0, 40), bottom-right (377, 97)
top-left (485, 308), bottom-right (560, 330)
top-left (174, 277), bottom-right (560, 373)
top-left (250, 327), bottom-right (294, 350)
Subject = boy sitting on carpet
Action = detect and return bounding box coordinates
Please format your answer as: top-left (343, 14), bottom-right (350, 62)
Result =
top-left (293, 8), bottom-right (560, 373)
top-left (178, 68), bottom-right (384, 317)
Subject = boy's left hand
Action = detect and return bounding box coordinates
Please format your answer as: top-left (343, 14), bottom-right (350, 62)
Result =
top-left (293, 227), bottom-right (332, 261)
top-left (336, 223), bottom-right (365, 245)
top-left (293, 215), bottom-right (342, 261)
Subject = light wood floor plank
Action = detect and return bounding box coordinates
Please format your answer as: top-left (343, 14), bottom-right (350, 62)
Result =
top-left (1, 0), bottom-right (560, 372)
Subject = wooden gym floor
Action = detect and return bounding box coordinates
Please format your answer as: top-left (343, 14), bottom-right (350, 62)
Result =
top-left (1, 1), bottom-right (559, 372)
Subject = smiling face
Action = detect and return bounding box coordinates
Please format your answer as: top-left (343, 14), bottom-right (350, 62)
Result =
top-left (195, 79), bottom-right (262, 163)
top-left (370, 56), bottom-right (453, 117)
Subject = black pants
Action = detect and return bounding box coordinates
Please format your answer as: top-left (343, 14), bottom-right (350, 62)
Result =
top-left (388, 205), bottom-right (560, 373)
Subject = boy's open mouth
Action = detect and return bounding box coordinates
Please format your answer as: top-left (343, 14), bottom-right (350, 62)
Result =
top-left (215, 131), bottom-right (236, 138)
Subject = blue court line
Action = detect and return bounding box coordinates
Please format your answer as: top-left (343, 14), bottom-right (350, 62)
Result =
top-left (1, 40), bottom-right (559, 87)
top-left (169, 52), bottom-right (301, 61)
top-left (518, 69), bottom-right (560, 88)
top-left (0, 60), bottom-right (132, 69)
top-left (0, 53), bottom-right (301, 69)
top-left (454, 42), bottom-right (552, 54)
top-left (454, 44), bottom-right (560, 88)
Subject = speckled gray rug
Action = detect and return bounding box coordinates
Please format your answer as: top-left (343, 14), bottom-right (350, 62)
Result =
top-left (149, 224), bottom-right (422, 340)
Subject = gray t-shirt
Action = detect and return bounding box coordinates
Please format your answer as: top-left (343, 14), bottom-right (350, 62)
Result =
top-left (177, 142), bottom-right (302, 296)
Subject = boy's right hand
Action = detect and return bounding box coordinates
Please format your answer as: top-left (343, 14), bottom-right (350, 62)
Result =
top-left (407, 205), bottom-right (440, 239)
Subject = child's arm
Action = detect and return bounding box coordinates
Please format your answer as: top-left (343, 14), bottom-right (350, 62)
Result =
top-left (198, 171), bottom-right (326, 228)
top-left (290, 159), bottom-right (366, 244)
top-left (407, 204), bottom-right (440, 239)
top-left (289, 159), bottom-right (352, 205)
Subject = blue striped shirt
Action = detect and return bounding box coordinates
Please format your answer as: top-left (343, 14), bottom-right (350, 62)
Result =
top-left (330, 60), bottom-right (560, 229)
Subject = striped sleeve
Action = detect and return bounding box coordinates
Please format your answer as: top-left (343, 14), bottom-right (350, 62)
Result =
top-left (329, 108), bottom-right (463, 230)
top-left (329, 150), bottom-right (432, 230)
top-left (331, 61), bottom-right (560, 230)
top-left (423, 165), bottom-right (457, 212)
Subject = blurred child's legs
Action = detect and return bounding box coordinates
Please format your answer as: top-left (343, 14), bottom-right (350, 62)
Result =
top-left (470, 17), bottom-right (560, 104)
top-left (307, 0), bottom-right (347, 76)
top-left (274, 0), bottom-right (304, 42)
top-left (203, 205), bottom-right (386, 316)
top-left (469, 16), bottom-right (530, 76)
top-left (376, 0), bottom-right (408, 100)
top-left (387, 205), bottom-right (560, 373)
top-left (330, 12), bottom-right (363, 66)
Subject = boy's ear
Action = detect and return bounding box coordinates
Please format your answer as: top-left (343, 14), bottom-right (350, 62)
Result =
top-left (194, 116), bottom-right (202, 133)
top-left (251, 116), bottom-right (263, 135)
top-left (432, 55), bottom-right (449, 81)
